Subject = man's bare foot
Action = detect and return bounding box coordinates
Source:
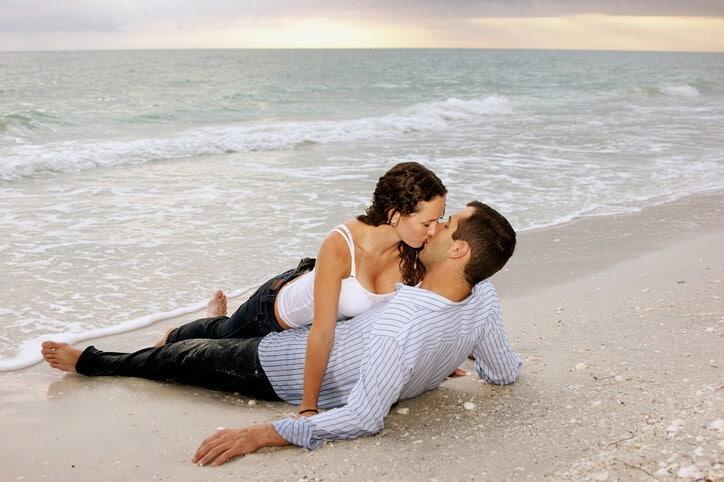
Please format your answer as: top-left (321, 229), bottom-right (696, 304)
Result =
top-left (207, 290), bottom-right (228, 317)
top-left (41, 341), bottom-right (82, 372)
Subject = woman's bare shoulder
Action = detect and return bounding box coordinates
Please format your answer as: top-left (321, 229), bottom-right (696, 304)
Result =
top-left (338, 217), bottom-right (375, 238)
top-left (323, 220), bottom-right (357, 245)
top-left (315, 226), bottom-right (352, 275)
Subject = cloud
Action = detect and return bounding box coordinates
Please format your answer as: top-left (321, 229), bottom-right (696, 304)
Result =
top-left (1, 0), bottom-right (723, 51)
top-left (1, 0), bottom-right (723, 36)
top-left (0, 1), bottom-right (125, 33)
top-left (364, 0), bottom-right (724, 18)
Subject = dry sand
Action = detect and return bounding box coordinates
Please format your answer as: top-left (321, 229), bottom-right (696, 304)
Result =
top-left (1, 191), bottom-right (722, 481)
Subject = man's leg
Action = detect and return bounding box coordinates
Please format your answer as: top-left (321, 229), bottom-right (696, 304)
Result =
top-left (44, 338), bottom-right (279, 400)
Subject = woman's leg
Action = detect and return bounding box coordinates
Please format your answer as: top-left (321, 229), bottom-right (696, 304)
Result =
top-left (163, 278), bottom-right (284, 344)
top-left (162, 258), bottom-right (316, 344)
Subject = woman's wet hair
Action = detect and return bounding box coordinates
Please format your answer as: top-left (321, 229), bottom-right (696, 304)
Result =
top-left (357, 162), bottom-right (447, 285)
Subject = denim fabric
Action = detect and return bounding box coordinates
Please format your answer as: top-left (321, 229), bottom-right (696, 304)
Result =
top-left (165, 257), bottom-right (316, 343)
top-left (76, 337), bottom-right (280, 400)
top-left (73, 258), bottom-right (317, 399)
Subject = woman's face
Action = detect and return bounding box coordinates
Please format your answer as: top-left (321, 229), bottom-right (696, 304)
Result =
top-left (395, 195), bottom-right (446, 248)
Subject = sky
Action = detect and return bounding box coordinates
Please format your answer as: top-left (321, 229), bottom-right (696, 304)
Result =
top-left (1, 0), bottom-right (723, 52)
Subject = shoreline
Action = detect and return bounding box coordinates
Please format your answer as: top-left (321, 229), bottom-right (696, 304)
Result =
top-left (2, 188), bottom-right (722, 372)
top-left (4, 48), bottom-right (724, 54)
top-left (495, 188), bottom-right (723, 297)
top-left (0, 189), bottom-right (722, 480)
top-left (519, 186), bottom-right (724, 235)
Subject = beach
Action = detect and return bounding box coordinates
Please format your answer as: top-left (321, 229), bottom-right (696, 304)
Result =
top-left (1, 48), bottom-right (723, 480)
top-left (3, 49), bottom-right (724, 371)
top-left (1, 190), bottom-right (721, 481)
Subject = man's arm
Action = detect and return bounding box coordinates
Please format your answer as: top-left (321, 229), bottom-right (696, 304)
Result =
top-left (273, 334), bottom-right (405, 449)
top-left (472, 303), bottom-right (522, 385)
top-left (193, 335), bottom-right (406, 465)
top-left (193, 424), bottom-right (288, 466)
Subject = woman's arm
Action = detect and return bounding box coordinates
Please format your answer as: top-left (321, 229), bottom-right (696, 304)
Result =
top-left (298, 231), bottom-right (350, 413)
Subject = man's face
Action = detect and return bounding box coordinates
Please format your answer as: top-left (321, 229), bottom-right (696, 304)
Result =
top-left (419, 206), bottom-right (475, 268)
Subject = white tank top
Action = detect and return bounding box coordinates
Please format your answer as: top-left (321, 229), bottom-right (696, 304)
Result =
top-left (276, 225), bottom-right (395, 328)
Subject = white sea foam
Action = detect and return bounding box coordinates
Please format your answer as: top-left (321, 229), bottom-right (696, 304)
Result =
top-left (0, 285), bottom-right (256, 371)
top-left (5, 186), bottom-right (720, 373)
top-left (0, 95), bottom-right (510, 181)
top-left (659, 84), bottom-right (701, 97)
top-left (3, 50), bottom-right (724, 372)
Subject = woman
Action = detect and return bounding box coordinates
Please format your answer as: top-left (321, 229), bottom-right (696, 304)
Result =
top-left (46, 162), bottom-right (447, 415)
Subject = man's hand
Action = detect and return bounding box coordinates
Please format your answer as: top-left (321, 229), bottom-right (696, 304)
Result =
top-left (193, 424), bottom-right (289, 466)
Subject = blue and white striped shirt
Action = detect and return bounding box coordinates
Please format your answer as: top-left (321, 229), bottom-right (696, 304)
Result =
top-left (258, 280), bottom-right (521, 450)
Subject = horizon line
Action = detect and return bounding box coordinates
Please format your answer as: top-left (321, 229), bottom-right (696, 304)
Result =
top-left (2, 46), bottom-right (723, 54)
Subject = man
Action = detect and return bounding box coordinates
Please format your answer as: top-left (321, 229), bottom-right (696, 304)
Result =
top-left (42, 201), bottom-right (521, 466)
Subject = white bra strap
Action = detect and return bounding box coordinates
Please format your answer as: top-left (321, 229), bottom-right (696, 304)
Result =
top-left (331, 224), bottom-right (356, 278)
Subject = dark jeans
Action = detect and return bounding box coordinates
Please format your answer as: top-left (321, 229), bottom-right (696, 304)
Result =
top-left (166, 257), bottom-right (316, 343)
top-left (74, 258), bottom-right (316, 399)
top-left (76, 338), bottom-right (280, 400)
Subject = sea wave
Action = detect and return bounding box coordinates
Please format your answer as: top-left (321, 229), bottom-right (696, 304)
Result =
top-left (0, 95), bottom-right (510, 181)
top-left (657, 84), bottom-right (701, 97)
top-left (0, 110), bottom-right (61, 134)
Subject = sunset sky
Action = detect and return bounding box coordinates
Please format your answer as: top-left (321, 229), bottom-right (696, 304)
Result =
top-left (1, 0), bottom-right (723, 52)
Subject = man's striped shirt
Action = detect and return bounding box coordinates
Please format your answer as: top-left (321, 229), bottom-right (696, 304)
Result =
top-left (258, 280), bottom-right (521, 450)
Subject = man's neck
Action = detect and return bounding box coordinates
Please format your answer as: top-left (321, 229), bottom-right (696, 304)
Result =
top-left (418, 267), bottom-right (471, 302)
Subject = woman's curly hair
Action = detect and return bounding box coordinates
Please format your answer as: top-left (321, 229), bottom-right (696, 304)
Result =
top-left (357, 162), bottom-right (447, 285)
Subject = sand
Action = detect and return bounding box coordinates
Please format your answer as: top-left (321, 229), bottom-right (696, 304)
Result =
top-left (1, 191), bottom-right (721, 481)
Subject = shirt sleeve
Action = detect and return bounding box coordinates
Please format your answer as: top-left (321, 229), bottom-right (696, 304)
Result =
top-left (472, 304), bottom-right (522, 385)
top-left (273, 335), bottom-right (406, 450)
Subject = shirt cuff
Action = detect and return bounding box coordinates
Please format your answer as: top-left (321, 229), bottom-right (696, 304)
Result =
top-left (273, 417), bottom-right (324, 450)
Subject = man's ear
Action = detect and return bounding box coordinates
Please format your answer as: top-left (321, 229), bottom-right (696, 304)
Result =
top-left (448, 240), bottom-right (470, 260)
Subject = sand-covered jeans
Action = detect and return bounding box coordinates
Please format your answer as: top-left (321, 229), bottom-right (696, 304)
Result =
top-left (75, 337), bottom-right (281, 400)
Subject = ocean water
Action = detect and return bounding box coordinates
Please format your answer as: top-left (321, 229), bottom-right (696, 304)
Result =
top-left (1, 49), bottom-right (723, 370)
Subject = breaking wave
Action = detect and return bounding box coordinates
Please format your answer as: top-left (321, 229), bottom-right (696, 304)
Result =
top-left (0, 95), bottom-right (511, 181)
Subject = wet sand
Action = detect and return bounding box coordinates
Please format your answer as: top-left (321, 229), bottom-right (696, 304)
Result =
top-left (1, 190), bottom-right (721, 481)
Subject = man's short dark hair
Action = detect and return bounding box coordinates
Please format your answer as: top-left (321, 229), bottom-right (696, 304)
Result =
top-left (452, 201), bottom-right (516, 285)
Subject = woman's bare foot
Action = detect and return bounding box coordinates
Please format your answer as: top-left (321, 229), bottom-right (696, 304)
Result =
top-left (207, 290), bottom-right (228, 317)
top-left (153, 291), bottom-right (228, 347)
top-left (154, 328), bottom-right (174, 348)
top-left (41, 341), bottom-right (82, 372)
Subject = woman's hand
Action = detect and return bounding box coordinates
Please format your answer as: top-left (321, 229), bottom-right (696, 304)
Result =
top-left (448, 368), bottom-right (468, 377)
